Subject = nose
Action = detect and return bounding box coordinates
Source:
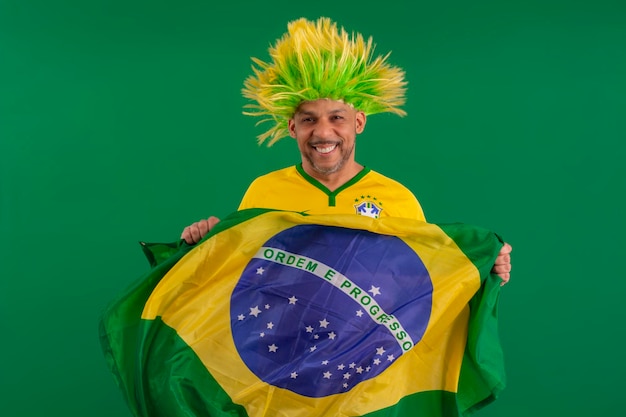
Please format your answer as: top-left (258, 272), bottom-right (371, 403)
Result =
top-left (313, 118), bottom-right (334, 139)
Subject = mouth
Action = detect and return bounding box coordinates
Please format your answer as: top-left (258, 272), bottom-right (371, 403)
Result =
top-left (312, 144), bottom-right (338, 154)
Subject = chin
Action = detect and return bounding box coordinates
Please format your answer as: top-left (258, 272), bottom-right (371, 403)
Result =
top-left (313, 162), bottom-right (343, 175)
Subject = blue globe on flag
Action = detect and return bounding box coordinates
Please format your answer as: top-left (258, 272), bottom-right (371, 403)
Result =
top-left (231, 224), bottom-right (434, 397)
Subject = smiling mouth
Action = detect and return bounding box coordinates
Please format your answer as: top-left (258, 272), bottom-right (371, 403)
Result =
top-left (313, 144), bottom-right (337, 154)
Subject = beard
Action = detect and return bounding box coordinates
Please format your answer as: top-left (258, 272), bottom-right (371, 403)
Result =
top-left (304, 140), bottom-right (355, 175)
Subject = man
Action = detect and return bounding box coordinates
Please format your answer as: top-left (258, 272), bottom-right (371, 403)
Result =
top-left (181, 17), bottom-right (512, 284)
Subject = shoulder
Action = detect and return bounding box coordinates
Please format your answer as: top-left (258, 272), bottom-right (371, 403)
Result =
top-left (241, 165), bottom-right (299, 200)
top-left (248, 166), bottom-right (298, 185)
top-left (365, 169), bottom-right (416, 195)
top-left (363, 169), bottom-right (425, 221)
top-left (238, 165), bottom-right (302, 211)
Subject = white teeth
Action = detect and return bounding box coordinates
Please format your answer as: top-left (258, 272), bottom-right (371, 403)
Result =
top-left (315, 145), bottom-right (337, 154)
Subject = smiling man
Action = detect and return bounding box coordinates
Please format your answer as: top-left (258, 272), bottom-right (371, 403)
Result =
top-left (236, 98), bottom-right (424, 221)
top-left (181, 17), bottom-right (512, 283)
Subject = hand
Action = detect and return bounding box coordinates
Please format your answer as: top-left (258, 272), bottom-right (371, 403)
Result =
top-left (492, 242), bottom-right (512, 286)
top-left (180, 216), bottom-right (221, 244)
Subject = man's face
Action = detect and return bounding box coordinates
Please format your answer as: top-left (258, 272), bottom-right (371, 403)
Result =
top-left (288, 99), bottom-right (366, 177)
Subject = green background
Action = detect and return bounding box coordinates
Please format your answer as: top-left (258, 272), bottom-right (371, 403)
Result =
top-left (1, 0), bottom-right (624, 416)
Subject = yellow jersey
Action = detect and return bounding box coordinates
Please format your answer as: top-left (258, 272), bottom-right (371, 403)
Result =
top-left (238, 165), bottom-right (425, 221)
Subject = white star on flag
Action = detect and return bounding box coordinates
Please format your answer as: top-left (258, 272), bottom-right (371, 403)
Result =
top-left (369, 285), bottom-right (381, 296)
top-left (291, 372), bottom-right (298, 379)
top-left (288, 296), bottom-right (298, 304)
top-left (266, 322), bottom-right (274, 329)
top-left (237, 314), bottom-right (245, 321)
top-left (323, 371), bottom-right (332, 379)
top-left (249, 306), bottom-right (261, 317)
top-left (356, 310), bottom-right (363, 317)
top-left (256, 267), bottom-right (265, 275)
top-left (305, 325), bottom-right (314, 333)
top-left (268, 344), bottom-right (278, 353)
top-left (387, 354), bottom-right (395, 362)
top-left (319, 319), bottom-right (330, 328)
top-left (328, 331), bottom-right (336, 340)
top-left (376, 346), bottom-right (385, 355)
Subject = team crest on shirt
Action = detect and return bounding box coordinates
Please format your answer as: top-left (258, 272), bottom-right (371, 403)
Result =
top-left (354, 196), bottom-right (383, 219)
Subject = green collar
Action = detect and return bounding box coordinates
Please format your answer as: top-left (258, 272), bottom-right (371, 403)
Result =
top-left (295, 164), bottom-right (371, 206)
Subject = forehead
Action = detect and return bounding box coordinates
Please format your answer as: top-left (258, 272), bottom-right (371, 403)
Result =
top-left (295, 99), bottom-right (354, 115)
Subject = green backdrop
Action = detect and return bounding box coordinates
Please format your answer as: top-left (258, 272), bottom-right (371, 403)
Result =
top-left (1, 0), bottom-right (624, 416)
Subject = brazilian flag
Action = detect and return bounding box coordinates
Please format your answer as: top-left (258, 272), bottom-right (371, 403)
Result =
top-left (99, 209), bottom-right (506, 417)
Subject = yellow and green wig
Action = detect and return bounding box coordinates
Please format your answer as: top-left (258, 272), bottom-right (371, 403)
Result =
top-left (242, 17), bottom-right (407, 146)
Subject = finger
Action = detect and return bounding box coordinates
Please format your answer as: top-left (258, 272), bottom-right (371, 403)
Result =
top-left (181, 227), bottom-right (195, 245)
top-left (492, 263), bottom-right (512, 274)
top-left (500, 242), bottom-right (512, 254)
top-left (198, 220), bottom-right (210, 237)
top-left (187, 224), bottom-right (203, 244)
top-left (499, 273), bottom-right (510, 286)
top-left (207, 216), bottom-right (221, 229)
top-left (493, 253), bottom-right (511, 265)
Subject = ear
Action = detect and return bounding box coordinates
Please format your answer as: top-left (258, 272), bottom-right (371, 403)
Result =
top-left (355, 111), bottom-right (367, 134)
top-left (288, 119), bottom-right (297, 138)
